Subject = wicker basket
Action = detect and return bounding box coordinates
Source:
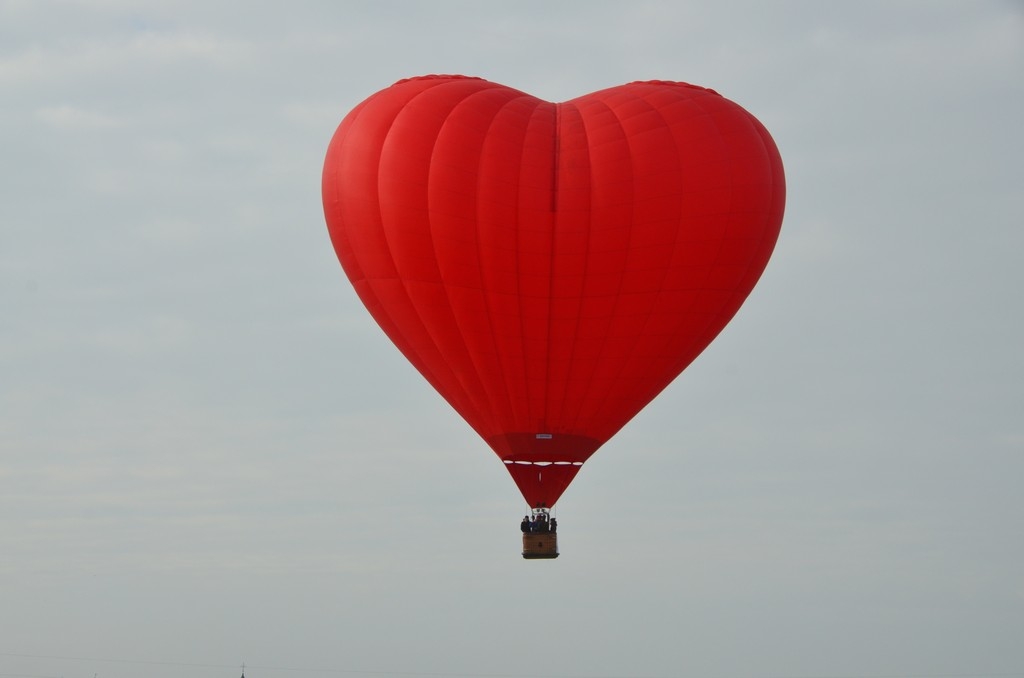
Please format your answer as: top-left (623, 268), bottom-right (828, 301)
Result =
top-left (522, 532), bottom-right (559, 559)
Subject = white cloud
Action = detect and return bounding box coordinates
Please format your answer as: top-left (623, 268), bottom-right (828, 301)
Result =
top-left (36, 104), bottom-right (125, 129)
top-left (0, 28), bottom-right (252, 86)
top-left (122, 28), bottom-right (251, 67)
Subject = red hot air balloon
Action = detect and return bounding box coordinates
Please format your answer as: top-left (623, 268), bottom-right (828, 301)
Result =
top-left (322, 75), bottom-right (784, 557)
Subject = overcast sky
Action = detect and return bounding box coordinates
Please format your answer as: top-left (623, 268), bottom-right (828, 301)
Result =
top-left (2, 2), bottom-right (1022, 678)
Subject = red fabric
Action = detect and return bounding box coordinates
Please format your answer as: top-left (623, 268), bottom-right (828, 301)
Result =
top-left (323, 75), bottom-right (785, 508)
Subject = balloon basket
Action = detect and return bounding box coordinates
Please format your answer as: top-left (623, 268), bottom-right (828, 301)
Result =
top-left (522, 532), bottom-right (559, 559)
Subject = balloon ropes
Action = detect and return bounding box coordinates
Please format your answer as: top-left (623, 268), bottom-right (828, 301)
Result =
top-left (322, 75), bottom-right (785, 558)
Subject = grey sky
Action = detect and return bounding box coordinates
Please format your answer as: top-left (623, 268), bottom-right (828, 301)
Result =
top-left (2, 2), bottom-right (1022, 677)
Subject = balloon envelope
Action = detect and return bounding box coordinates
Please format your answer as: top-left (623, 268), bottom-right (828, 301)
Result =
top-left (322, 75), bottom-right (785, 508)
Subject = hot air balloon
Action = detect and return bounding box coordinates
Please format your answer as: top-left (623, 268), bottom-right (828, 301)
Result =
top-left (322, 75), bottom-right (785, 558)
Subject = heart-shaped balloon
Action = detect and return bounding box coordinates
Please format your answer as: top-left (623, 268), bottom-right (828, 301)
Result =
top-left (323, 75), bottom-right (785, 508)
